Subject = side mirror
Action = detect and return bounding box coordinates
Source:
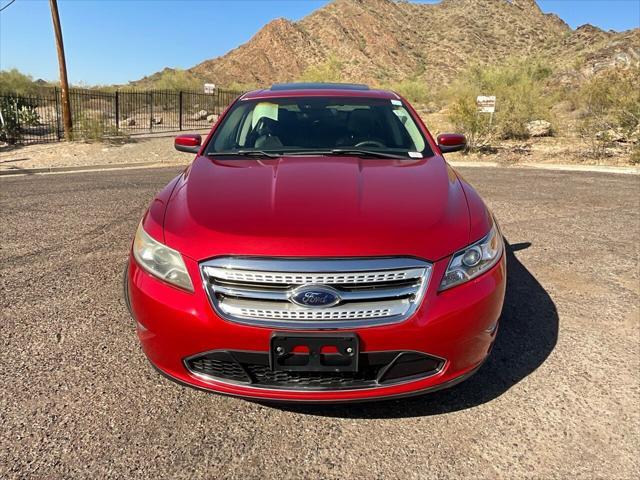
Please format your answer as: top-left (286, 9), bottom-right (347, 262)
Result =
top-left (437, 133), bottom-right (467, 154)
top-left (174, 134), bottom-right (202, 154)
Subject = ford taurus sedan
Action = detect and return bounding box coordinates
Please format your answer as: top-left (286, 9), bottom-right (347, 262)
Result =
top-left (125, 82), bottom-right (506, 402)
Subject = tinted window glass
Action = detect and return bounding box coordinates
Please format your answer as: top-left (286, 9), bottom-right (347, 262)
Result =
top-left (206, 97), bottom-right (431, 157)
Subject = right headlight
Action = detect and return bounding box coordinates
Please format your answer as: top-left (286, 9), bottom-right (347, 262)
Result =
top-left (439, 222), bottom-right (504, 291)
top-left (132, 222), bottom-right (194, 292)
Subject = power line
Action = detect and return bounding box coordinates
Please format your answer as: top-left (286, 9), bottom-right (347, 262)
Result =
top-left (0, 0), bottom-right (17, 13)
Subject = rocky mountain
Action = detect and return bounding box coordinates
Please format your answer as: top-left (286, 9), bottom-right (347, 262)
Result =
top-left (149, 0), bottom-right (640, 88)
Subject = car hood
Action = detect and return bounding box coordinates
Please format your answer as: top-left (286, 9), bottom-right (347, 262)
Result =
top-left (163, 155), bottom-right (472, 261)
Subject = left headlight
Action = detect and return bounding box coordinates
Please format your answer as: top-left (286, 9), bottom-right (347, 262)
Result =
top-left (440, 222), bottom-right (504, 291)
top-left (132, 223), bottom-right (194, 292)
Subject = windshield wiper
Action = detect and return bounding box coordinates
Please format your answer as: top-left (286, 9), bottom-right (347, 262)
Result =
top-left (207, 149), bottom-right (410, 159)
top-left (207, 150), bottom-right (281, 158)
top-left (264, 148), bottom-right (410, 159)
top-left (329, 148), bottom-right (408, 159)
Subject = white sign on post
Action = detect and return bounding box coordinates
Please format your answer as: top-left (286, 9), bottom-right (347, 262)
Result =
top-left (204, 83), bottom-right (216, 94)
top-left (476, 95), bottom-right (496, 113)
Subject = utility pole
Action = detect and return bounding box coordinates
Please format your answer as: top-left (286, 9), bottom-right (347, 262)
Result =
top-left (49, 0), bottom-right (72, 140)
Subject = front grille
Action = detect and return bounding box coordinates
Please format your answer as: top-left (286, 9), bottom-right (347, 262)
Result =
top-left (201, 257), bottom-right (431, 329)
top-left (206, 268), bottom-right (424, 285)
top-left (185, 350), bottom-right (444, 390)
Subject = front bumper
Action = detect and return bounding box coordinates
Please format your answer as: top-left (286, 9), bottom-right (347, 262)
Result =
top-left (126, 253), bottom-right (506, 402)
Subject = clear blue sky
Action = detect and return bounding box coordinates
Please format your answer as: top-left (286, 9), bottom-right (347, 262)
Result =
top-left (1, 0), bottom-right (638, 85)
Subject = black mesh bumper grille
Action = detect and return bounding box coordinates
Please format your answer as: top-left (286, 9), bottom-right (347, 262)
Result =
top-left (245, 364), bottom-right (380, 389)
top-left (188, 356), bottom-right (251, 383)
top-left (185, 350), bottom-right (443, 390)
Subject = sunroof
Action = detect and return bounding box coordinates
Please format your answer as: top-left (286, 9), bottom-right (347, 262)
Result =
top-left (270, 82), bottom-right (370, 91)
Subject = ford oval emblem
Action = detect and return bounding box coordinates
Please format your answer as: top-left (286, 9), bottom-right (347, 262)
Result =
top-left (289, 285), bottom-right (341, 308)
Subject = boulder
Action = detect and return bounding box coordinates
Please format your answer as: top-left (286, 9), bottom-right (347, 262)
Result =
top-left (206, 114), bottom-right (218, 123)
top-left (596, 129), bottom-right (626, 142)
top-left (526, 120), bottom-right (552, 137)
top-left (192, 109), bottom-right (208, 121)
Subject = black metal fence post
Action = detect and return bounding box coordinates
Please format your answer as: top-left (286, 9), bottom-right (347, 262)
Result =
top-left (115, 90), bottom-right (120, 130)
top-left (149, 91), bottom-right (153, 131)
top-left (54, 87), bottom-right (62, 140)
top-left (178, 91), bottom-right (183, 131)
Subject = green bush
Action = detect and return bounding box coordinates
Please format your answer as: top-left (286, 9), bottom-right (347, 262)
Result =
top-left (448, 93), bottom-right (493, 151)
top-left (74, 113), bottom-right (123, 142)
top-left (151, 69), bottom-right (201, 91)
top-left (446, 60), bottom-right (555, 149)
top-left (225, 81), bottom-right (256, 92)
top-left (299, 55), bottom-right (344, 83)
top-left (578, 68), bottom-right (639, 131)
top-left (0, 69), bottom-right (40, 96)
top-left (0, 96), bottom-right (39, 144)
top-left (574, 68), bottom-right (640, 159)
top-left (629, 145), bottom-right (640, 165)
top-left (18, 105), bottom-right (40, 126)
top-left (388, 78), bottom-right (431, 105)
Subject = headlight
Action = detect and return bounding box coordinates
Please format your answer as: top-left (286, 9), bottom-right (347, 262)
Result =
top-left (440, 222), bottom-right (503, 291)
top-left (132, 223), bottom-right (194, 292)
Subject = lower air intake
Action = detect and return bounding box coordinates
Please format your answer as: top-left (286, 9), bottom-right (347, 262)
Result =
top-left (185, 350), bottom-right (444, 391)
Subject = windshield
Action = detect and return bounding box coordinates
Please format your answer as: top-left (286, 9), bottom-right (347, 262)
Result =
top-left (205, 97), bottom-right (432, 158)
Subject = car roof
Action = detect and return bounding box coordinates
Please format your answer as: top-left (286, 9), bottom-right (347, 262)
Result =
top-left (271, 82), bottom-right (370, 91)
top-left (241, 82), bottom-right (401, 101)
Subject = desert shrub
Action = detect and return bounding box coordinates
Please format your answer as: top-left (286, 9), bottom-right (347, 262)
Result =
top-left (74, 113), bottom-right (123, 142)
top-left (151, 69), bottom-right (201, 91)
top-left (0, 96), bottom-right (39, 144)
top-left (388, 78), bottom-right (431, 105)
top-left (574, 68), bottom-right (640, 159)
top-left (630, 145), bottom-right (640, 165)
top-left (225, 81), bottom-right (256, 92)
top-left (579, 68), bottom-right (639, 131)
top-left (299, 55), bottom-right (344, 83)
top-left (448, 93), bottom-right (493, 151)
top-left (18, 105), bottom-right (40, 126)
top-left (0, 69), bottom-right (40, 96)
top-left (446, 60), bottom-right (555, 149)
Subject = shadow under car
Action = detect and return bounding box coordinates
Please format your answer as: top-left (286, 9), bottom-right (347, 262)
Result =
top-left (267, 240), bottom-right (558, 417)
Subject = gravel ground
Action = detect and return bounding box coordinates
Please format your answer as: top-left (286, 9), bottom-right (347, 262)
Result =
top-left (0, 133), bottom-right (207, 172)
top-left (0, 166), bottom-right (638, 479)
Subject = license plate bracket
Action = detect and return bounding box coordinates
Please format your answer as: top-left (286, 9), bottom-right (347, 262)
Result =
top-left (270, 333), bottom-right (359, 373)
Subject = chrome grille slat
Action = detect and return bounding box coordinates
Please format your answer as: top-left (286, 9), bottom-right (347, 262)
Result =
top-left (213, 283), bottom-right (422, 302)
top-left (219, 298), bottom-right (408, 322)
top-left (200, 257), bottom-right (432, 329)
top-left (202, 266), bottom-right (425, 285)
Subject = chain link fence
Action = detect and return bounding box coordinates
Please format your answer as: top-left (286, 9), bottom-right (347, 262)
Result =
top-left (0, 87), bottom-right (244, 145)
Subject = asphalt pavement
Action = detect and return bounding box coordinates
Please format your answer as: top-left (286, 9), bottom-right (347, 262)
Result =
top-left (1, 166), bottom-right (638, 479)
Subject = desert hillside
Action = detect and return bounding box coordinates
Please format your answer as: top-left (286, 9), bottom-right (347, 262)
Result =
top-left (167, 0), bottom-right (639, 88)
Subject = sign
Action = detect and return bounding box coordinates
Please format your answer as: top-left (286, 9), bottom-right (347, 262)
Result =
top-left (204, 83), bottom-right (216, 94)
top-left (476, 95), bottom-right (496, 113)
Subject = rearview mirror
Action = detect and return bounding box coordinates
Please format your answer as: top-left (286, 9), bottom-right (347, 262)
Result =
top-left (437, 133), bottom-right (467, 154)
top-left (174, 134), bottom-right (202, 154)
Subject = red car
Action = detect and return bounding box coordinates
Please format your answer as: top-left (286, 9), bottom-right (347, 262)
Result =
top-left (125, 83), bottom-right (506, 403)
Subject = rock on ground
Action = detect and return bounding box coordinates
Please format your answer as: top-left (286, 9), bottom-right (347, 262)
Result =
top-left (192, 109), bottom-right (208, 121)
top-left (526, 120), bottom-right (552, 137)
